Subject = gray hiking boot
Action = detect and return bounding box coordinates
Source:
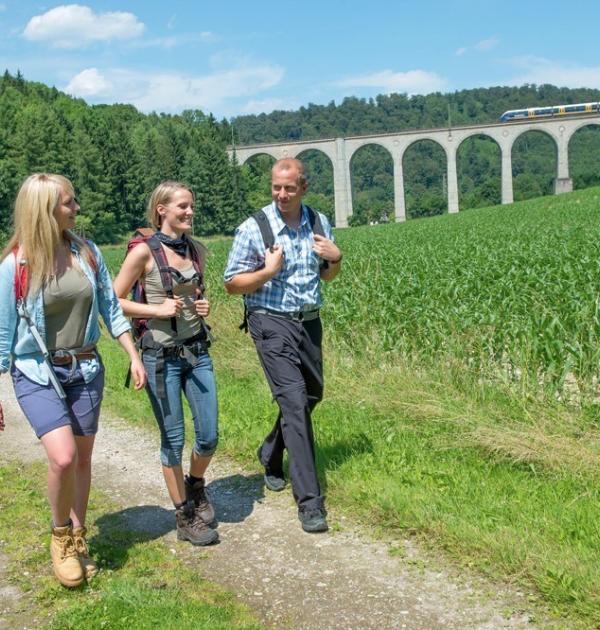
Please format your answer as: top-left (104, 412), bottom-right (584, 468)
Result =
top-left (298, 506), bottom-right (329, 533)
top-left (184, 476), bottom-right (216, 526)
top-left (257, 446), bottom-right (286, 492)
top-left (175, 502), bottom-right (218, 546)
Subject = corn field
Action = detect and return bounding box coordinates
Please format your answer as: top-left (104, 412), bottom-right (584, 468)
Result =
top-left (320, 190), bottom-right (600, 393)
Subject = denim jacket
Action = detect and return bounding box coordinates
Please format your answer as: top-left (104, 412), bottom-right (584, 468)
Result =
top-left (0, 240), bottom-right (130, 385)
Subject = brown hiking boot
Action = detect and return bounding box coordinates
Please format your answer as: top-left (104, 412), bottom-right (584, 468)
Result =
top-left (50, 522), bottom-right (84, 587)
top-left (72, 526), bottom-right (98, 579)
top-left (184, 476), bottom-right (216, 526)
top-left (175, 502), bottom-right (218, 546)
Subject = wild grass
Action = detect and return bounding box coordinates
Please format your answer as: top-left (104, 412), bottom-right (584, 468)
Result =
top-left (98, 187), bottom-right (600, 626)
top-left (0, 461), bottom-right (261, 629)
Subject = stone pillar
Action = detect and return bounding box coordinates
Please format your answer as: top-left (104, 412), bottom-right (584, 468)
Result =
top-left (554, 178), bottom-right (573, 194)
top-left (393, 152), bottom-right (406, 222)
top-left (554, 134), bottom-right (572, 194)
top-left (501, 144), bottom-right (513, 204)
top-left (446, 146), bottom-right (459, 214)
top-left (333, 138), bottom-right (352, 227)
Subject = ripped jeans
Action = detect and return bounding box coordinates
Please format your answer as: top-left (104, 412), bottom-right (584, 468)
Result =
top-left (143, 350), bottom-right (219, 466)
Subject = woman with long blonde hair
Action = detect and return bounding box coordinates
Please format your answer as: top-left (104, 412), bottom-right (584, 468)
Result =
top-left (0, 173), bottom-right (145, 588)
top-left (113, 181), bottom-right (219, 546)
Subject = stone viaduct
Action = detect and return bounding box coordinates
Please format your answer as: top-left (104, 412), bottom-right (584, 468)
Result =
top-left (228, 114), bottom-right (600, 227)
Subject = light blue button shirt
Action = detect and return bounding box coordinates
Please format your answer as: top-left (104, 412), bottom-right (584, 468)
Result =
top-left (0, 240), bottom-right (130, 385)
top-left (224, 203), bottom-right (334, 313)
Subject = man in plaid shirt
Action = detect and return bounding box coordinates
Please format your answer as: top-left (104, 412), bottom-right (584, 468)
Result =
top-left (224, 158), bottom-right (342, 533)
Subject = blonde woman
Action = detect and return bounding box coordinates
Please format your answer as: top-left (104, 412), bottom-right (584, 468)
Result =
top-left (0, 174), bottom-right (145, 587)
top-left (113, 181), bottom-right (219, 546)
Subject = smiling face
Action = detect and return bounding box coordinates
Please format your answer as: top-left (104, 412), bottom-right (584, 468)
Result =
top-left (271, 162), bottom-right (307, 219)
top-left (157, 188), bottom-right (195, 236)
top-left (53, 186), bottom-right (79, 233)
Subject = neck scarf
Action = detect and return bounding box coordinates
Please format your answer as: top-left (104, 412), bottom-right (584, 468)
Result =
top-left (155, 231), bottom-right (189, 258)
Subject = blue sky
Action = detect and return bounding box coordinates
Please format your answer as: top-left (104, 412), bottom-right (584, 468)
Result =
top-left (1, 1), bottom-right (599, 119)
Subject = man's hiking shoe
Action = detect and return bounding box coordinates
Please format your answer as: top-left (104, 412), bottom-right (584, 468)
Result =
top-left (257, 446), bottom-right (286, 492)
top-left (298, 507), bottom-right (328, 533)
top-left (72, 525), bottom-right (98, 579)
top-left (176, 503), bottom-right (219, 546)
top-left (50, 522), bottom-right (85, 587)
top-left (184, 475), bottom-right (216, 526)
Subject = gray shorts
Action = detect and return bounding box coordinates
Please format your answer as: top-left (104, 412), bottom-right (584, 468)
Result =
top-left (11, 362), bottom-right (105, 439)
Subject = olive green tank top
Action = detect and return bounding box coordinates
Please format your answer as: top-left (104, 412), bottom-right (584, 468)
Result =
top-left (43, 265), bottom-right (93, 351)
top-left (143, 261), bottom-right (203, 346)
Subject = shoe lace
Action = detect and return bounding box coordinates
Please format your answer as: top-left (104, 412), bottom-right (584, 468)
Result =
top-left (192, 482), bottom-right (209, 508)
top-left (190, 510), bottom-right (210, 531)
top-left (57, 535), bottom-right (78, 559)
top-left (73, 534), bottom-right (89, 556)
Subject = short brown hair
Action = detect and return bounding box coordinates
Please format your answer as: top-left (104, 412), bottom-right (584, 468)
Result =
top-left (272, 158), bottom-right (307, 187)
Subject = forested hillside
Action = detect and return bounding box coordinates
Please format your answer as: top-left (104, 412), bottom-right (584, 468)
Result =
top-left (0, 71), bottom-right (246, 243)
top-left (2, 73), bottom-right (600, 239)
top-left (233, 85), bottom-right (600, 223)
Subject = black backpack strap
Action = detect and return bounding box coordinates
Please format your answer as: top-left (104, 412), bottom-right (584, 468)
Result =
top-left (146, 235), bottom-right (177, 334)
top-left (305, 205), bottom-right (329, 270)
top-left (252, 209), bottom-right (275, 251)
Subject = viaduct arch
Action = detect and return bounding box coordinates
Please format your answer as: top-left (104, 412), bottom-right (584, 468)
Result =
top-left (228, 115), bottom-right (600, 227)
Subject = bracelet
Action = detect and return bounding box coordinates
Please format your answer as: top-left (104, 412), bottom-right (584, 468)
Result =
top-left (329, 253), bottom-right (343, 264)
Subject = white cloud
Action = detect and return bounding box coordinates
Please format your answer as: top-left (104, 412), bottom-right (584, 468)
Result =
top-left (0, 4), bottom-right (7, 12)
top-left (63, 63), bottom-right (285, 115)
top-left (475, 36), bottom-right (499, 52)
top-left (131, 31), bottom-right (220, 50)
top-left (506, 56), bottom-right (600, 89)
top-left (455, 36), bottom-right (498, 57)
top-left (337, 69), bottom-right (448, 95)
top-left (65, 68), bottom-right (112, 97)
top-left (23, 4), bottom-right (145, 48)
top-left (199, 31), bottom-right (219, 43)
top-left (167, 15), bottom-right (176, 30)
top-left (241, 98), bottom-right (292, 115)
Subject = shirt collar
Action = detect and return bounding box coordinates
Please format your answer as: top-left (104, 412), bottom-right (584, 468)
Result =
top-left (270, 202), bottom-right (309, 235)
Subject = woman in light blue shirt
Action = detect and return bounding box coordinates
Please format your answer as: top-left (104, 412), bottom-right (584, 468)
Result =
top-left (0, 173), bottom-right (145, 588)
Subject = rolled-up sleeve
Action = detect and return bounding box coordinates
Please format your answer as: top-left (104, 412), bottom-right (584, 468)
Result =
top-left (92, 244), bottom-right (131, 338)
top-left (0, 255), bottom-right (17, 373)
top-left (223, 221), bottom-right (263, 282)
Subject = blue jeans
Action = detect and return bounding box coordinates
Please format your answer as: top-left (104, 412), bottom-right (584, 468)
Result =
top-left (143, 351), bottom-right (218, 466)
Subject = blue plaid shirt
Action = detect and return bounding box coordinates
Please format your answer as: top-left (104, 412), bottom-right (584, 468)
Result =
top-left (224, 202), bottom-right (334, 313)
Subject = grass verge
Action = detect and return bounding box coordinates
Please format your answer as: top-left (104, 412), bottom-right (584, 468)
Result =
top-left (0, 461), bottom-right (261, 630)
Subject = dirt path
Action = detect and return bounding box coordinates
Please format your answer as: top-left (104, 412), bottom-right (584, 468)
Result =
top-left (0, 379), bottom-right (542, 629)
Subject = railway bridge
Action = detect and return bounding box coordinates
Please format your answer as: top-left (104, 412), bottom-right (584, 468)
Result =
top-left (227, 114), bottom-right (600, 227)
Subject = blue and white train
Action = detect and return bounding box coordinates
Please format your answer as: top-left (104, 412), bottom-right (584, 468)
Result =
top-left (499, 102), bottom-right (600, 122)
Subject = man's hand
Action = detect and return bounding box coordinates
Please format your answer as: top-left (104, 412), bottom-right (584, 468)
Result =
top-left (313, 234), bottom-right (341, 263)
top-left (0, 402), bottom-right (5, 431)
top-left (264, 244), bottom-right (284, 277)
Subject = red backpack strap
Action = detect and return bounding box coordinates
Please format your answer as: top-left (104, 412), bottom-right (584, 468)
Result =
top-left (187, 238), bottom-right (206, 293)
top-left (12, 246), bottom-right (28, 302)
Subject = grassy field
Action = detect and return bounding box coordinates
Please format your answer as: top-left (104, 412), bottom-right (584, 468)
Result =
top-left (100, 188), bottom-right (600, 627)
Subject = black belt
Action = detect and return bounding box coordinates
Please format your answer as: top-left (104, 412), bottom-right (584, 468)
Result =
top-left (249, 307), bottom-right (320, 322)
top-left (139, 333), bottom-right (209, 398)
